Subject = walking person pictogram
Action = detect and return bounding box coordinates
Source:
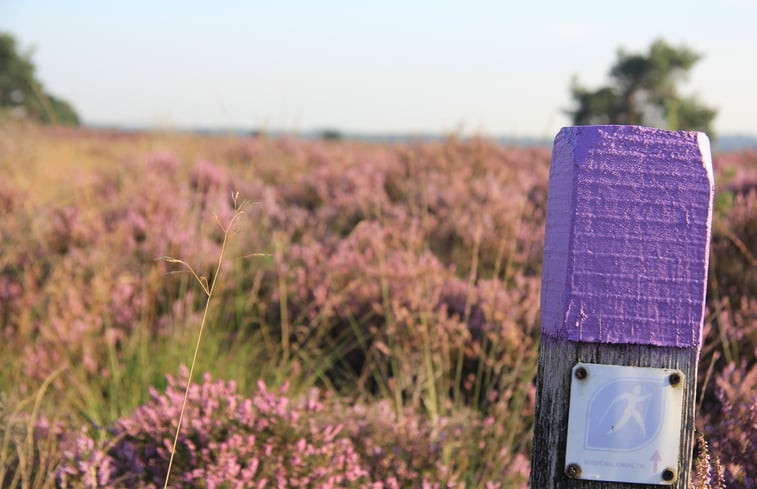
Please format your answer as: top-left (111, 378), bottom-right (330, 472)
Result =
top-left (601, 384), bottom-right (652, 439)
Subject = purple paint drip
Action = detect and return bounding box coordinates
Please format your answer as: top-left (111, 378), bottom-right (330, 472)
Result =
top-left (539, 125), bottom-right (714, 348)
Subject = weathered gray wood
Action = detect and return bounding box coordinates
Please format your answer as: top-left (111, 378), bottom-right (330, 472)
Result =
top-left (530, 337), bottom-right (698, 489)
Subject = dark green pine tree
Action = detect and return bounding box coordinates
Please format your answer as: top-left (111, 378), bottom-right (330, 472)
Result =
top-left (568, 39), bottom-right (716, 136)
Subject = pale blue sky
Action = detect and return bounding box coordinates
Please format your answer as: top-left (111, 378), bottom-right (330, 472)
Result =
top-left (1, 0), bottom-right (755, 137)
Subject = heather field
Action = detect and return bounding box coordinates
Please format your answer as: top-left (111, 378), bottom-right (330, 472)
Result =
top-left (0, 124), bottom-right (754, 488)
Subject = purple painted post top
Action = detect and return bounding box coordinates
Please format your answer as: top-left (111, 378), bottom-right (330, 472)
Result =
top-left (540, 125), bottom-right (714, 348)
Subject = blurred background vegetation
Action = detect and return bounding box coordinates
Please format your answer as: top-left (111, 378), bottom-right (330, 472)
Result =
top-left (0, 32), bottom-right (79, 126)
top-left (568, 39), bottom-right (717, 136)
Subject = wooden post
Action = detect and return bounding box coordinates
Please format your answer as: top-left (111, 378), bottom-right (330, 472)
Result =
top-left (530, 125), bottom-right (714, 489)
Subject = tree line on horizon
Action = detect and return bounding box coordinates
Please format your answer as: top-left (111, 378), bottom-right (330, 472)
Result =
top-left (1, 32), bottom-right (716, 135)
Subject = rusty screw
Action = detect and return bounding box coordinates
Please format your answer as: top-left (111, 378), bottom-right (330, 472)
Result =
top-left (575, 366), bottom-right (588, 380)
top-left (669, 372), bottom-right (682, 387)
top-left (662, 468), bottom-right (676, 482)
top-left (566, 463), bottom-right (582, 478)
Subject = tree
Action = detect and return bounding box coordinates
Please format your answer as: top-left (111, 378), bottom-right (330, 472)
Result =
top-left (0, 32), bottom-right (80, 125)
top-left (568, 39), bottom-right (716, 136)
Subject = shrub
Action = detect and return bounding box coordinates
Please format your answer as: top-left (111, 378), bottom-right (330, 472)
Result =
top-left (57, 369), bottom-right (531, 488)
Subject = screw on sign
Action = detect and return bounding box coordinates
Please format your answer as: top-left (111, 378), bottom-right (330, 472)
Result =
top-left (529, 126), bottom-right (714, 488)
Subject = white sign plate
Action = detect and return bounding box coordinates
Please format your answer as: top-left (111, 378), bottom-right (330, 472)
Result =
top-left (565, 363), bottom-right (684, 485)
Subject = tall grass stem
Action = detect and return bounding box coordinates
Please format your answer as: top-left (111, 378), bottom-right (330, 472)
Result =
top-left (161, 194), bottom-right (247, 489)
